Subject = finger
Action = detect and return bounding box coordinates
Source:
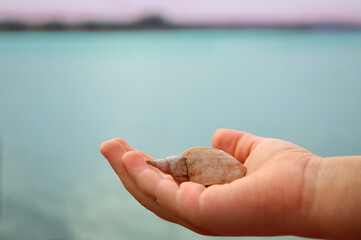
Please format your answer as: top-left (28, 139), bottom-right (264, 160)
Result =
top-left (100, 138), bottom-right (130, 173)
top-left (122, 150), bottom-right (179, 202)
top-left (100, 140), bottom-right (169, 216)
top-left (100, 140), bottom-right (170, 197)
top-left (100, 139), bottom-right (156, 175)
top-left (113, 138), bottom-right (134, 151)
top-left (101, 141), bottom-right (212, 235)
top-left (122, 151), bottom-right (212, 233)
top-left (100, 140), bottom-right (181, 224)
top-left (212, 129), bottom-right (263, 163)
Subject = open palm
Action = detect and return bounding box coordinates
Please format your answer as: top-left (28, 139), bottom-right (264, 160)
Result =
top-left (100, 129), bottom-right (322, 237)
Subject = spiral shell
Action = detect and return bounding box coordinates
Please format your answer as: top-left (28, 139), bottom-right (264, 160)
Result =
top-left (147, 147), bottom-right (246, 186)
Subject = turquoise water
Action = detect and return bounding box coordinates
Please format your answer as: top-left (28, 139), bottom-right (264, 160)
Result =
top-left (0, 30), bottom-right (361, 240)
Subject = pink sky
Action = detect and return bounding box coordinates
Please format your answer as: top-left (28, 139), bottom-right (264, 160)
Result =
top-left (1, 0), bottom-right (361, 25)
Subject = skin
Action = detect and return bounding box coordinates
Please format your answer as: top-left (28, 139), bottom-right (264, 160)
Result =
top-left (100, 129), bottom-right (361, 239)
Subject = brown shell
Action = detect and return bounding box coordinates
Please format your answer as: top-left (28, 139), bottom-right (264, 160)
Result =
top-left (147, 155), bottom-right (189, 183)
top-left (147, 146), bottom-right (246, 186)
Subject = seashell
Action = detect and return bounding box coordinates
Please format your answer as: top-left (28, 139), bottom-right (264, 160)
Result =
top-left (146, 147), bottom-right (246, 186)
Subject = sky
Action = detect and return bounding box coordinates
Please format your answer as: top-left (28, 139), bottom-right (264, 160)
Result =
top-left (1, 0), bottom-right (361, 25)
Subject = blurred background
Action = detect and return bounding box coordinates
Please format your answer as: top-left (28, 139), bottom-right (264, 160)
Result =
top-left (1, 1), bottom-right (361, 240)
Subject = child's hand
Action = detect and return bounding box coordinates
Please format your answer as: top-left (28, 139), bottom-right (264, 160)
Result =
top-left (100, 129), bottom-right (361, 239)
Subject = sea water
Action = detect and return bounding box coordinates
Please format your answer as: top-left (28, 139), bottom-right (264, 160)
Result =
top-left (0, 30), bottom-right (361, 240)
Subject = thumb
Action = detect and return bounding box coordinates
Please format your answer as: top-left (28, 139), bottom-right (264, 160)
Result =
top-left (212, 129), bottom-right (264, 163)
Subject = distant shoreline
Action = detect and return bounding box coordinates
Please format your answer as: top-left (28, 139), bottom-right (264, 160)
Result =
top-left (1, 16), bottom-right (361, 32)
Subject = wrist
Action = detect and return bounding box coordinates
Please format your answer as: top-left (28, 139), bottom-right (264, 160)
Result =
top-left (306, 156), bottom-right (361, 239)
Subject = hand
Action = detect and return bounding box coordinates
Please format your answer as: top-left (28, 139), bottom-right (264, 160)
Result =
top-left (100, 129), bottom-right (361, 239)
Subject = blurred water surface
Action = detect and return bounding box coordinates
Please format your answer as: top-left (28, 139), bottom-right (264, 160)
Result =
top-left (0, 30), bottom-right (360, 240)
